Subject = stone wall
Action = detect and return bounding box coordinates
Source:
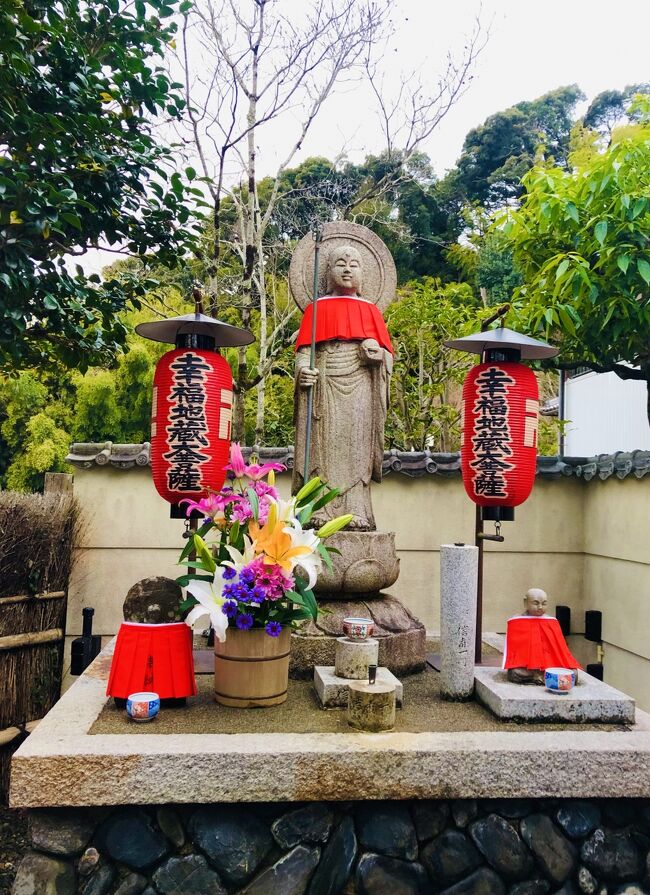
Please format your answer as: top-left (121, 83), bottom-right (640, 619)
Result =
top-left (13, 798), bottom-right (650, 895)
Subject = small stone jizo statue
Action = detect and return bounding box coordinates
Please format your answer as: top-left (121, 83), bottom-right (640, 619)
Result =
top-left (503, 588), bottom-right (580, 684)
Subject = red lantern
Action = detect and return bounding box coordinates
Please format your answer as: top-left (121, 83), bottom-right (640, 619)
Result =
top-left (460, 361), bottom-right (539, 516)
top-left (150, 347), bottom-right (233, 507)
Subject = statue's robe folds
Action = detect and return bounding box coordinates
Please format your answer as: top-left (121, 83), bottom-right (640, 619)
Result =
top-left (293, 296), bottom-right (393, 530)
top-left (502, 616), bottom-right (581, 671)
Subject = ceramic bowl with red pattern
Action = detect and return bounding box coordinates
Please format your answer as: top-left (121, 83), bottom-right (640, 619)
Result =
top-left (343, 617), bottom-right (374, 640)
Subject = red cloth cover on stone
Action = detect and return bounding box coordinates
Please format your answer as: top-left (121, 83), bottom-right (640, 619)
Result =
top-left (295, 297), bottom-right (393, 354)
top-left (502, 616), bottom-right (581, 671)
top-left (106, 622), bottom-right (197, 699)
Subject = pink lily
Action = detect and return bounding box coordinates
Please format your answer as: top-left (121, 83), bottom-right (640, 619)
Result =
top-left (225, 442), bottom-right (285, 481)
top-left (180, 491), bottom-right (241, 521)
top-left (226, 443), bottom-right (248, 478)
top-left (246, 460), bottom-right (286, 481)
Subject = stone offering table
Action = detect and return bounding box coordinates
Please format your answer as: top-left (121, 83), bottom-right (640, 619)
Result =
top-left (11, 642), bottom-right (650, 895)
top-left (11, 641), bottom-right (650, 808)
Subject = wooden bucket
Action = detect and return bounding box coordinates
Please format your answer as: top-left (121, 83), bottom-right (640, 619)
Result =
top-left (214, 627), bottom-right (290, 707)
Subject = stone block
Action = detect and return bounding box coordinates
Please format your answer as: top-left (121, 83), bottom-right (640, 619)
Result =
top-left (313, 666), bottom-right (403, 708)
top-left (335, 637), bottom-right (379, 679)
top-left (474, 667), bottom-right (635, 724)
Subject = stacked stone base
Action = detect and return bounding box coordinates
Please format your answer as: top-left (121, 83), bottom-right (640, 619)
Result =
top-left (290, 594), bottom-right (426, 679)
top-left (12, 798), bottom-right (650, 895)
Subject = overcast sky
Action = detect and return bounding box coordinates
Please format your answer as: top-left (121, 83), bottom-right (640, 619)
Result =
top-left (272, 0), bottom-right (650, 176)
top-left (82, 0), bottom-right (650, 273)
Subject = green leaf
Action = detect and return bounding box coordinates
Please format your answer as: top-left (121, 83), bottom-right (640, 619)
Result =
top-left (185, 166), bottom-right (196, 180)
top-left (638, 259), bottom-right (650, 286)
top-left (631, 198), bottom-right (646, 219)
top-left (565, 203), bottom-right (579, 223)
top-left (317, 541), bottom-right (334, 573)
top-left (177, 560), bottom-right (215, 573)
top-left (175, 574), bottom-right (213, 587)
top-left (193, 534), bottom-right (216, 573)
top-left (311, 487), bottom-right (341, 513)
top-left (246, 487), bottom-right (259, 521)
top-left (617, 255), bottom-right (631, 275)
top-left (594, 220), bottom-right (608, 245)
top-left (555, 259), bottom-right (570, 280)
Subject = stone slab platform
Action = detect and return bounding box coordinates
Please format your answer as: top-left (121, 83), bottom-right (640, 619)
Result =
top-left (10, 642), bottom-right (650, 808)
top-left (475, 667), bottom-right (635, 724)
top-left (314, 666), bottom-right (403, 708)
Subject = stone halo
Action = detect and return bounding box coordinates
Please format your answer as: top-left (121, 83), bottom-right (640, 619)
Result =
top-left (288, 221), bottom-right (397, 314)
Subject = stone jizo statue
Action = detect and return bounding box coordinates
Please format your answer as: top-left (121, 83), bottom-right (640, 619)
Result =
top-left (503, 588), bottom-right (580, 684)
top-left (292, 241), bottom-right (393, 531)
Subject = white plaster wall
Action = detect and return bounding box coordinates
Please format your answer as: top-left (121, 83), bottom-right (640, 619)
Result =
top-left (565, 370), bottom-right (650, 455)
top-left (67, 466), bottom-right (585, 638)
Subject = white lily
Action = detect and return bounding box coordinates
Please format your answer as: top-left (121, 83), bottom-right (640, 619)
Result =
top-left (223, 536), bottom-right (257, 573)
top-left (185, 576), bottom-right (229, 643)
top-left (283, 518), bottom-right (322, 589)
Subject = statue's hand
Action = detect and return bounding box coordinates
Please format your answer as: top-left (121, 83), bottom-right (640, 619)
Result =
top-left (298, 366), bottom-right (319, 388)
top-left (360, 338), bottom-right (383, 365)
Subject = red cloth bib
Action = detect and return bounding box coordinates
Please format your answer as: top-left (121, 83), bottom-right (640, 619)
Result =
top-left (106, 622), bottom-right (197, 699)
top-left (295, 296), bottom-right (393, 354)
top-left (503, 616), bottom-right (581, 671)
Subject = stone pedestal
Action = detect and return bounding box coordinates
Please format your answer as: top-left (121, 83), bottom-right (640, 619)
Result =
top-left (474, 667), bottom-right (636, 724)
top-left (440, 544), bottom-right (478, 701)
top-left (314, 666), bottom-right (403, 708)
top-left (348, 681), bottom-right (396, 732)
top-left (313, 531), bottom-right (400, 597)
top-left (335, 637), bottom-right (379, 680)
top-left (290, 595), bottom-right (426, 679)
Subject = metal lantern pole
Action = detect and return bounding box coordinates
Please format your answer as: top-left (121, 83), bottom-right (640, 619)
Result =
top-left (303, 224), bottom-right (323, 484)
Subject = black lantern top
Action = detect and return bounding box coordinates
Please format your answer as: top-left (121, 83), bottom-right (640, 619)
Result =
top-left (135, 311), bottom-right (255, 349)
top-left (135, 285), bottom-right (254, 349)
top-left (444, 326), bottom-right (558, 362)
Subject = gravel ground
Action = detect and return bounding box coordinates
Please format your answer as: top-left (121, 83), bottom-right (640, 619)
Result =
top-left (0, 806), bottom-right (27, 895)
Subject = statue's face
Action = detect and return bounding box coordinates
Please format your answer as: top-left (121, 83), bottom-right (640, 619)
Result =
top-left (524, 589), bottom-right (548, 617)
top-left (327, 246), bottom-right (362, 295)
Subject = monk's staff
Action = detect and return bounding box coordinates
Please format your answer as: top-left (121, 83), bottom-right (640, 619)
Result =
top-left (303, 223), bottom-right (323, 483)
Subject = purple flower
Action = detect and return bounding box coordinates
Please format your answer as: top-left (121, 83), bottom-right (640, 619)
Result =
top-left (232, 583), bottom-right (251, 602)
top-left (251, 586), bottom-right (266, 603)
top-left (236, 613), bottom-right (254, 630)
top-left (239, 568), bottom-right (255, 586)
top-left (222, 583), bottom-right (235, 599)
top-left (265, 621), bottom-right (282, 637)
top-left (223, 600), bottom-right (238, 618)
top-left (222, 566), bottom-right (237, 581)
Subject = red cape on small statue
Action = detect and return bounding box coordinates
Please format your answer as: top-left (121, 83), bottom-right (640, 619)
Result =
top-left (503, 616), bottom-right (581, 671)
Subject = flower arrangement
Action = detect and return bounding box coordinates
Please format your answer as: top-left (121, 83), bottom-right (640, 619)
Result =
top-left (176, 444), bottom-right (351, 641)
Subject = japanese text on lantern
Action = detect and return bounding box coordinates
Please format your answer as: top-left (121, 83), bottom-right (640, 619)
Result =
top-left (164, 351), bottom-right (213, 493)
top-left (470, 366), bottom-right (515, 499)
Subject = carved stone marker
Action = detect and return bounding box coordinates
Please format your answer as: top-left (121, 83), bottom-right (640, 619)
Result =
top-left (440, 544), bottom-right (478, 701)
top-left (348, 680), bottom-right (396, 732)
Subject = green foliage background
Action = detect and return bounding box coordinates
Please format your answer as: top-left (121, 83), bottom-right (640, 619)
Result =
top-left (4, 60), bottom-right (644, 489)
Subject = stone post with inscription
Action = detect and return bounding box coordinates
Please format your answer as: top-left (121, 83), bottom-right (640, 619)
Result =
top-left (440, 543), bottom-right (479, 700)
